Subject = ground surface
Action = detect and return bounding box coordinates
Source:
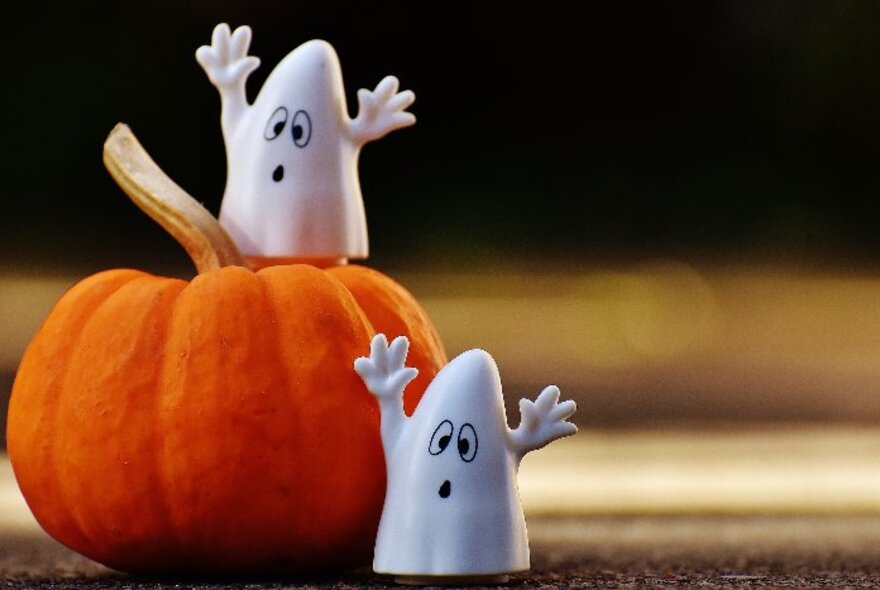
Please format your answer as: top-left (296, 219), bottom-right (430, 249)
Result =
top-left (5, 516), bottom-right (880, 588)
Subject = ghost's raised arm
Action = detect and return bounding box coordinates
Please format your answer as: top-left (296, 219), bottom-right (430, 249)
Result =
top-left (348, 76), bottom-right (416, 146)
top-left (354, 334), bottom-right (418, 450)
top-left (508, 386), bottom-right (577, 461)
top-left (196, 23), bottom-right (260, 139)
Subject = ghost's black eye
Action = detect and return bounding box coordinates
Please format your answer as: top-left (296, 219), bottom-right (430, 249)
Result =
top-left (292, 109), bottom-right (312, 148)
top-left (264, 107), bottom-right (288, 140)
top-left (429, 420), bottom-right (454, 456)
top-left (458, 423), bottom-right (478, 462)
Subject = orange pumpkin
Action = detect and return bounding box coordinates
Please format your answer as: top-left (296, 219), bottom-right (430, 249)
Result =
top-left (6, 125), bottom-right (446, 574)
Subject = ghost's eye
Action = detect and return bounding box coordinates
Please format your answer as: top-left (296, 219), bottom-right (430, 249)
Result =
top-left (429, 420), bottom-right (454, 456)
top-left (264, 107), bottom-right (289, 140)
top-left (291, 109), bottom-right (312, 148)
top-left (457, 423), bottom-right (478, 462)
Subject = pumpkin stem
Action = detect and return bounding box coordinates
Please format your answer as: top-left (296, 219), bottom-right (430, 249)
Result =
top-left (103, 123), bottom-right (248, 274)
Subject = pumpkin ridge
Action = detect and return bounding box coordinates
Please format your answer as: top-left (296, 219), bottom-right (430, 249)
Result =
top-left (155, 266), bottom-right (295, 568)
top-left (39, 271), bottom-right (149, 557)
top-left (145, 277), bottom-right (189, 568)
top-left (253, 270), bottom-right (302, 447)
top-left (55, 274), bottom-right (178, 563)
top-left (249, 270), bottom-right (306, 565)
top-left (104, 276), bottom-right (188, 570)
top-left (153, 276), bottom-right (195, 562)
top-left (154, 269), bottom-right (236, 561)
top-left (8, 271), bottom-right (145, 556)
top-left (257, 265), bottom-right (383, 568)
top-left (255, 266), bottom-right (330, 558)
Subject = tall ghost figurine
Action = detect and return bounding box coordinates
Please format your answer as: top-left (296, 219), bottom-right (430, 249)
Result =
top-left (355, 334), bottom-right (578, 584)
top-left (196, 24), bottom-right (415, 264)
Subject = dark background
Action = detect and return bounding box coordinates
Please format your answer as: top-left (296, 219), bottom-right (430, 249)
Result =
top-left (4, 0), bottom-right (880, 276)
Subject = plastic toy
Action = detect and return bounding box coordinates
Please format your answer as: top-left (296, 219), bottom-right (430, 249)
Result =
top-left (7, 24), bottom-right (444, 574)
top-left (196, 23), bottom-right (415, 266)
top-left (355, 334), bottom-right (578, 584)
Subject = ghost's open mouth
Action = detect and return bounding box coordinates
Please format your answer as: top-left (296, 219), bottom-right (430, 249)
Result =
top-left (272, 164), bottom-right (284, 182)
top-left (438, 480), bottom-right (451, 499)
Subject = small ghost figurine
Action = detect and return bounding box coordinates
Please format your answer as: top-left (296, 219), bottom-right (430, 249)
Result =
top-left (355, 334), bottom-right (577, 584)
top-left (196, 24), bottom-right (415, 262)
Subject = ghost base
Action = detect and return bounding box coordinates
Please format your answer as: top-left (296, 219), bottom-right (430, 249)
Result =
top-left (389, 574), bottom-right (511, 586)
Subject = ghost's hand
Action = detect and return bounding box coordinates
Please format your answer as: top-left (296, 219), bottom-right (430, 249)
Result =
top-left (196, 23), bottom-right (259, 136)
top-left (355, 334), bottom-right (419, 401)
top-left (509, 386), bottom-right (577, 459)
top-left (348, 76), bottom-right (416, 145)
top-left (196, 23), bottom-right (260, 91)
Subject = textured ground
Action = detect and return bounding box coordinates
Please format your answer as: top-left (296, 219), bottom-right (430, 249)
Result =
top-left (5, 515), bottom-right (880, 588)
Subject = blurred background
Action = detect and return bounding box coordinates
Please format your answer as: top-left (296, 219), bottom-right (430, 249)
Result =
top-left (5, 1), bottom-right (880, 272)
top-left (4, 0), bottom-right (880, 517)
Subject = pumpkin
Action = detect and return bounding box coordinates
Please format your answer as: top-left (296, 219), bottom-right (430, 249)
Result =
top-left (6, 125), bottom-right (446, 574)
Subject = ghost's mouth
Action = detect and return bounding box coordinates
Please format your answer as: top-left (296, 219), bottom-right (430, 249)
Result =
top-left (272, 165), bottom-right (284, 182)
top-left (438, 480), bottom-right (451, 499)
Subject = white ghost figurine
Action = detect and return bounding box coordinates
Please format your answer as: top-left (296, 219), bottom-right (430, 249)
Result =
top-left (196, 23), bottom-right (415, 262)
top-left (355, 334), bottom-right (578, 584)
